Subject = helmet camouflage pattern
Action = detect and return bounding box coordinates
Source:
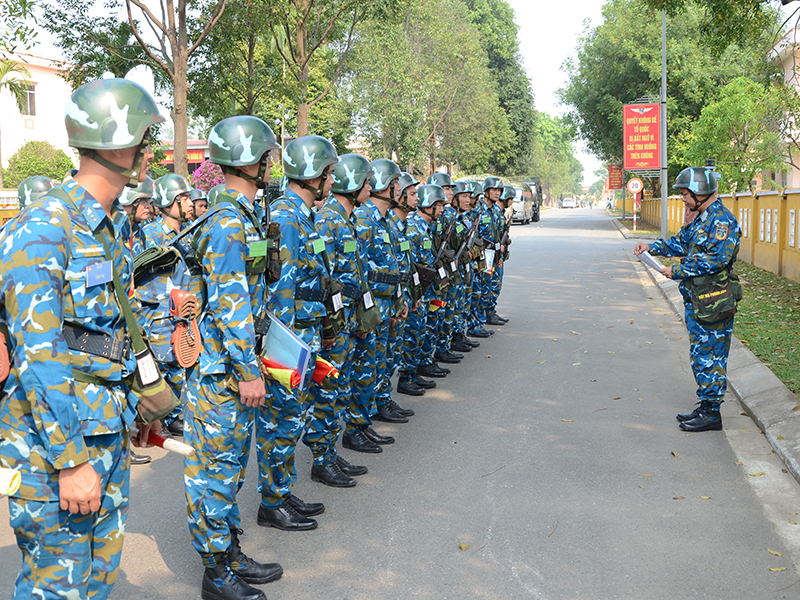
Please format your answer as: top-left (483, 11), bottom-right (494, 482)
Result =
top-left (209, 116), bottom-right (280, 167)
top-left (673, 167), bottom-right (720, 195)
top-left (65, 78), bottom-right (164, 150)
top-left (331, 153), bottom-right (372, 194)
top-left (417, 184), bottom-right (447, 208)
top-left (208, 183), bottom-right (226, 205)
top-left (427, 172), bottom-right (455, 188)
top-left (189, 188), bottom-right (207, 202)
top-left (465, 181), bottom-right (483, 198)
top-left (18, 176), bottom-right (53, 207)
top-left (154, 173), bottom-right (192, 209)
top-left (369, 158), bottom-right (402, 193)
top-left (482, 176), bottom-right (503, 192)
top-left (120, 175), bottom-right (155, 206)
top-left (452, 181), bottom-right (470, 196)
top-left (500, 185), bottom-right (516, 202)
top-left (283, 135), bottom-right (338, 181)
top-left (397, 172), bottom-right (420, 197)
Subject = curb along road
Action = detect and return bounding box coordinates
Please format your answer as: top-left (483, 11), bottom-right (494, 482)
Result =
top-left (612, 217), bottom-right (800, 487)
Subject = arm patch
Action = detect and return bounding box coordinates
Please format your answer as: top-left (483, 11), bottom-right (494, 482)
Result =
top-left (714, 224), bottom-right (729, 241)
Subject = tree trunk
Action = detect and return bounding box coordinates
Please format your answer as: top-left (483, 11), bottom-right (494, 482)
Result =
top-left (172, 56), bottom-right (189, 178)
top-left (296, 1), bottom-right (309, 137)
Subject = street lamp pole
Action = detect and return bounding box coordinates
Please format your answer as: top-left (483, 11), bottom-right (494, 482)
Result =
top-left (660, 8), bottom-right (668, 239)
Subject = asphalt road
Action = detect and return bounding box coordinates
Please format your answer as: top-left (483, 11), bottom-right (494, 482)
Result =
top-left (3, 206), bottom-right (800, 599)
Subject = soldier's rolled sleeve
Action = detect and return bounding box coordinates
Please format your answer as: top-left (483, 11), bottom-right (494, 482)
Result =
top-left (204, 211), bottom-right (260, 381)
top-left (4, 216), bottom-right (88, 469)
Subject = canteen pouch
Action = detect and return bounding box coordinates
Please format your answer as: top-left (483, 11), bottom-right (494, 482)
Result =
top-left (131, 338), bottom-right (180, 425)
top-left (169, 289), bottom-right (202, 368)
top-left (415, 264), bottom-right (437, 293)
top-left (688, 270), bottom-right (743, 324)
top-left (267, 221), bottom-right (282, 283)
top-left (355, 290), bottom-right (381, 335)
top-left (433, 261), bottom-right (451, 295)
top-left (320, 250), bottom-right (346, 338)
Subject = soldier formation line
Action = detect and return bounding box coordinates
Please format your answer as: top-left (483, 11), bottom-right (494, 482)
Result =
top-left (0, 79), bottom-right (742, 600)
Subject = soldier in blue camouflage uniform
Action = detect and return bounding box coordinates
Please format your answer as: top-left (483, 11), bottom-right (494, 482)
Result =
top-left (405, 185), bottom-right (448, 382)
top-left (463, 182), bottom-right (492, 339)
top-left (302, 154), bottom-right (373, 477)
top-left (119, 176), bottom-right (155, 256)
top-left (387, 173), bottom-right (426, 404)
top-left (450, 182), bottom-right (481, 353)
top-left (351, 158), bottom-right (409, 434)
top-left (255, 135), bottom-right (335, 532)
top-left (0, 78), bottom-right (162, 600)
top-left (480, 177), bottom-right (508, 327)
top-left (634, 166), bottom-right (741, 432)
top-left (183, 115), bottom-right (283, 600)
top-left (137, 173), bottom-right (197, 437)
top-left (486, 185), bottom-right (515, 322)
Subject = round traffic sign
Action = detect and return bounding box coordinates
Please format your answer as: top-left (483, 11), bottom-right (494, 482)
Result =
top-left (627, 178), bottom-right (643, 194)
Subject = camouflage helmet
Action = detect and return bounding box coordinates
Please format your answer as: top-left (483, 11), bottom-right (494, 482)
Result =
top-left (331, 153), bottom-right (372, 195)
top-left (209, 116), bottom-right (279, 167)
top-left (500, 185), bottom-right (516, 203)
top-left (65, 78), bottom-right (164, 150)
top-left (208, 183), bottom-right (226, 205)
top-left (189, 188), bottom-right (207, 202)
top-left (119, 175), bottom-right (155, 207)
top-left (482, 176), bottom-right (503, 192)
top-left (397, 172), bottom-right (420, 197)
top-left (673, 167), bottom-right (720, 196)
top-left (452, 181), bottom-right (470, 197)
top-left (283, 135), bottom-right (338, 181)
top-left (417, 184), bottom-right (447, 208)
top-left (369, 158), bottom-right (402, 193)
top-left (465, 181), bottom-right (483, 198)
top-left (154, 173), bottom-right (192, 209)
top-left (427, 172), bottom-right (455, 188)
top-left (18, 176), bottom-right (53, 207)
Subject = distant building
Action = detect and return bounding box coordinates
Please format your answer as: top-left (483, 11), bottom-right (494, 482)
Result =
top-left (0, 51), bottom-right (77, 183)
top-left (771, 28), bottom-right (800, 189)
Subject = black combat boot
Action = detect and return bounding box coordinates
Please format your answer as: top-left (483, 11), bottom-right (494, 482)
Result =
top-left (228, 529), bottom-right (283, 585)
top-left (679, 405), bottom-right (722, 432)
top-left (376, 403), bottom-right (408, 423)
top-left (388, 398), bottom-right (414, 417)
top-left (414, 374), bottom-right (436, 389)
top-left (363, 426), bottom-right (395, 445)
top-left (202, 554), bottom-right (266, 600)
top-left (676, 403), bottom-right (702, 422)
top-left (342, 428), bottom-right (382, 453)
top-left (311, 462), bottom-right (356, 488)
top-left (397, 376), bottom-right (424, 396)
top-left (336, 455), bottom-right (368, 476)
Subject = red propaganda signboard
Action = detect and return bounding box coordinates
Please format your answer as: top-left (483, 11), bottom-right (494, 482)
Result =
top-left (608, 164), bottom-right (623, 189)
top-left (623, 104), bottom-right (660, 170)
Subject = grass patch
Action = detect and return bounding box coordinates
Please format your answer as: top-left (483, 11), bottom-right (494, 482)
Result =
top-left (733, 262), bottom-right (800, 396)
top-left (618, 218), bottom-right (660, 236)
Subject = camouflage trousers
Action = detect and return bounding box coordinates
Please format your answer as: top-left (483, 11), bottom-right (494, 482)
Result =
top-left (481, 264), bottom-right (503, 318)
top-left (184, 370), bottom-right (255, 561)
top-left (474, 271), bottom-right (491, 326)
top-left (685, 302), bottom-right (734, 410)
top-left (159, 361), bottom-right (185, 427)
top-left (453, 270), bottom-right (470, 336)
top-left (344, 327), bottom-right (377, 435)
top-left (303, 309), bottom-right (357, 466)
top-left (436, 284), bottom-right (458, 353)
top-left (400, 302), bottom-right (428, 376)
top-left (383, 316), bottom-right (407, 389)
top-left (467, 269), bottom-right (483, 333)
top-left (9, 431), bottom-right (130, 600)
top-left (422, 304), bottom-right (442, 365)
top-left (373, 319), bottom-right (392, 409)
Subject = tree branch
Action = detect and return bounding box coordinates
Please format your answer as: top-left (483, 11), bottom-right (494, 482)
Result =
top-left (189, 0), bottom-right (227, 55)
top-left (126, 0), bottom-right (173, 77)
top-left (308, 7), bottom-right (357, 108)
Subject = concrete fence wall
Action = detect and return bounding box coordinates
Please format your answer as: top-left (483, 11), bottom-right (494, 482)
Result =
top-left (638, 191), bottom-right (800, 283)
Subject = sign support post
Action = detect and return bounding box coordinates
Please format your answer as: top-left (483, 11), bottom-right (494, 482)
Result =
top-left (660, 9), bottom-right (668, 239)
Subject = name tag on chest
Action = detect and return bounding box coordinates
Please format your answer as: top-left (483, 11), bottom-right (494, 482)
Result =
top-left (344, 239), bottom-right (357, 253)
top-left (312, 238), bottom-right (325, 254)
top-left (400, 240), bottom-right (410, 252)
top-left (382, 232), bottom-right (390, 244)
top-left (249, 240), bottom-right (268, 257)
top-left (87, 261), bottom-right (113, 287)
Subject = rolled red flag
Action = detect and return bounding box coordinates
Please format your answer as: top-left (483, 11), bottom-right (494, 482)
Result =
top-left (147, 430), bottom-right (196, 457)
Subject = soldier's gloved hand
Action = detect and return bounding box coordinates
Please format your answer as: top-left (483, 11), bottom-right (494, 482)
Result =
top-left (59, 461), bottom-right (101, 515)
top-left (239, 376), bottom-right (266, 408)
top-left (633, 242), bottom-right (650, 256)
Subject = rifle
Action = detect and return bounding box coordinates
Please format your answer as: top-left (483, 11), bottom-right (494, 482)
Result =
top-left (455, 216), bottom-right (479, 263)
top-left (435, 213), bottom-right (457, 261)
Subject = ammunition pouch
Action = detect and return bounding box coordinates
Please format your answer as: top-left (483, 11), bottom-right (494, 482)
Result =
top-left (687, 269), bottom-right (742, 324)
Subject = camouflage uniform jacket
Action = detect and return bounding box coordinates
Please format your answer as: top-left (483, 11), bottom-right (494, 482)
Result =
top-left (268, 190), bottom-right (330, 335)
top-left (316, 198), bottom-right (361, 309)
top-left (406, 212), bottom-right (438, 303)
top-left (131, 220), bottom-right (147, 256)
top-left (194, 189), bottom-right (266, 380)
top-left (388, 210), bottom-right (413, 302)
top-left (478, 201), bottom-right (498, 245)
top-left (0, 181), bottom-right (137, 500)
top-left (649, 199), bottom-right (741, 302)
top-left (353, 199), bottom-right (401, 320)
top-left (134, 216), bottom-right (197, 363)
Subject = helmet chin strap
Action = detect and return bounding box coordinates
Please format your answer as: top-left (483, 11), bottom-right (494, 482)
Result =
top-left (226, 154), bottom-right (270, 190)
top-left (296, 165), bottom-right (332, 201)
top-left (687, 191), bottom-right (710, 212)
top-left (80, 142), bottom-right (150, 188)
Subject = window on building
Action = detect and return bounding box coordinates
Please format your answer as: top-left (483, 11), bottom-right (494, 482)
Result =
top-left (21, 84), bottom-right (35, 116)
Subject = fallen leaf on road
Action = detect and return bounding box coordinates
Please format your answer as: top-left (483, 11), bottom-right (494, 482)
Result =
top-left (638, 398), bottom-right (644, 402)
top-left (591, 379), bottom-right (597, 382)
top-left (735, 461), bottom-right (743, 465)
top-left (673, 496), bottom-right (685, 500)
top-left (538, 360), bottom-right (547, 364)
top-left (671, 452), bottom-right (679, 458)
top-left (592, 407), bottom-right (607, 413)
top-left (749, 472), bottom-right (765, 477)
top-left (777, 436), bottom-right (785, 440)
top-left (458, 543), bottom-right (469, 552)
top-left (571, 330), bottom-right (581, 335)
top-left (538, 349), bottom-right (542, 352)
top-left (552, 338), bottom-right (558, 342)
top-left (790, 521), bottom-right (797, 525)
top-left (770, 568), bottom-right (787, 572)
top-left (738, 430), bottom-right (751, 433)
top-left (486, 355), bottom-right (492, 358)
top-left (639, 485), bottom-right (644, 489)
top-left (608, 351), bottom-right (616, 354)
top-left (562, 419), bottom-right (576, 422)
top-left (645, 341), bottom-right (653, 344)
top-left (630, 320), bottom-right (635, 324)
top-left (792, 405), bottom-right (800, 412)
top-left (740, 412), bottom-right (748, 416)
top-left (613, 396), bottom-right (622, 400)
top-left (573, 363), bottom-right (581, 366)
top-left (768, 548), bottom-right (783, 557)
top-left (647, 296), bottom-right (654, 299)
top-left (643, 474), bottom-right (651, 478)
top-left (700, 496), bottom-right (711, 499)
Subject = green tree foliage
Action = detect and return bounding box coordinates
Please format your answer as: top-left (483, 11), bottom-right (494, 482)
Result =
top-left (0, 0), bottom-right (39, 55)
top-left (463, 0), bottom-right (536, 174)
top-left (560, 0), bottom-right (781, 183)
top-left (529, 111), bottom-right (583, 200)
top-left (0, 59), bottom-right (32, 188)
top-left (3, 141), bottom-right (76, 187)
top-left (680, 77), bottom-right (784, 193)
top-left (343, 0), bottom-right (513, 175)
